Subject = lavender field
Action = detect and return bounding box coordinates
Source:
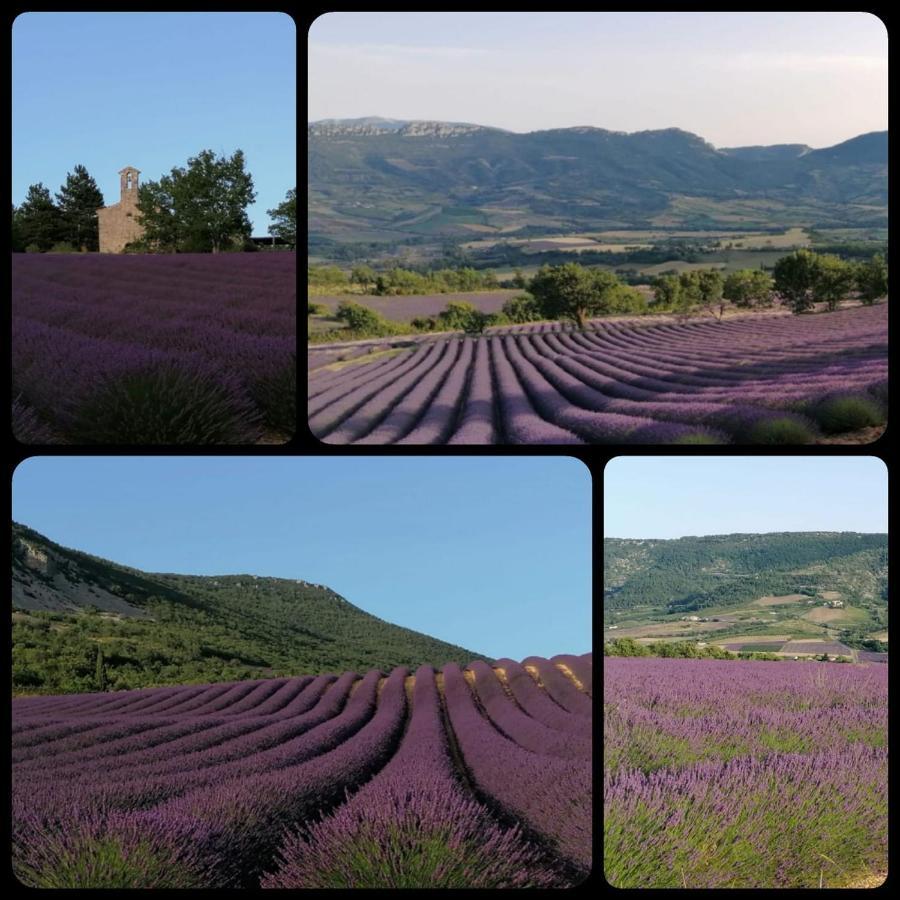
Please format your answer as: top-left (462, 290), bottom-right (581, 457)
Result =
top-left (12, 654), bottom-right (591, 888)
top-left (604, 658), bottom-right (887, 888)
top-left (308, 304), bottom-right (886, 444)
top-left (12, 254), bottom-right (296, 444)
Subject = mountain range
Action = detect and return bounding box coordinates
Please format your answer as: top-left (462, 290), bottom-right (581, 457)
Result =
top-left (308, 118), bottom-right (887, 241)
top-left (12, 522), bottom-right (489, 694)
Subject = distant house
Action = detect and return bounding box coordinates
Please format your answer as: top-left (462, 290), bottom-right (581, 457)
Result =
top-left (608, 625), bottom-right (618, 630)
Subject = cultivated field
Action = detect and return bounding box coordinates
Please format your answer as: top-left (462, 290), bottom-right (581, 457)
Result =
top-left (307, 304), bottom-right (886, 445)
top-left (12, 653), bottom-right (591, 888)
top-left (604, 657), bottom-right (887, 888)
top-left (311, 289), bottom-right (519, 322)
top-left (12, 254), bottom-right (296, 444)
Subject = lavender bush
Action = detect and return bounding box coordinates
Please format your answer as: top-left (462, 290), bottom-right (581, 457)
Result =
top-left (308, 303), bottom-right (886, 444)
top-left (12, 253), bottom-right (295, 444)
top-left (604, 657), bottom-right (887, 888)
top-left (13, 655), bottom-right (591, 887)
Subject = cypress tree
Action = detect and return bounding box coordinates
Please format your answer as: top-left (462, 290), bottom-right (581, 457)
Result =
top-left (55, 165), bottom-right (105, 251)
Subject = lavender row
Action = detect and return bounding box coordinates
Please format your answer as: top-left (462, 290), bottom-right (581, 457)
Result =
top-left (494, 658), bottom-right (593, 737)
top-left (442, 663), bottom-right (592, 870)
top-left (307, 304), bottom-right (886, 444)
top-left (467, 661), bottom-right (591, 761)
top-left (262, 666), bottom-right (565, 888)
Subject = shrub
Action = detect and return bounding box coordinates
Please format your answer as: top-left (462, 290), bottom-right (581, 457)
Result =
top-left (334, 302), bottom-right (395, 335)
top-left (63, 364), bottom-right (262, 444)
top-left (25, 243), bottom-right (41, 253)
top-left (307, 301), bottom-right (327, 316)
top-left (746, 416), bottom-right (816, 444)
top-left (674, 431), bottom-right (724, 445)
top-left (48, 242), bottom-right (78, 254)
top-left (808, 394), bottom-right (885, 434)
top-left (709, 407), bottom-right (817, 444)
top-left (410, 316), bottom-right (438, 332)
top-left (501, 294), bottom-right (544, 324)
top-left (437, 301), bottom-right (480, 331)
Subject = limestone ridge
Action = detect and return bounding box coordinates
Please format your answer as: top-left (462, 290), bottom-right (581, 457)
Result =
top-left (308, 118), bottom-right (505, 137)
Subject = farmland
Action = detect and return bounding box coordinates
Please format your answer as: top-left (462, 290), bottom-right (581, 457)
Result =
top-left (12, 254), bottom-right (296, 444)
top-left (11, 654), bottom-right (592, 888)
top-left (308, 303), bottom-right (886, 445)
top-left (603, 533), bottom-right (889, 656)
top-left (604, 657), bottom-right (887, 888)
top-left (310, 289), bottom-right (519, 323)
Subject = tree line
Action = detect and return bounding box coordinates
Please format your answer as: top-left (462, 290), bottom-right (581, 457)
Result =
top-left (12, 152), bottom-right (295, 253)
top-left (651, 250), bottom-right (886, 316)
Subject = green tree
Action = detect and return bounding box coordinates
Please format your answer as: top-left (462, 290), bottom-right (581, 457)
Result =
top-left (676, 271), bottom-right (703, 311)
top-left (15, 183), bottom-right (63, 252)
top-left (697, 269), bottom-right (724, 306)
top-left (55, 164), bottom-right (105, 251)
top-left (773, 249), bottom-right (820, 313)
top-left (133, 179), bottom-right (179, 252)
top-left (529, 263), bottom-right (624, 328)
top-left (95, 645), bottom-right (107, 691)
top-left (723, 269), bottom-right (774, 308)
top-left (511, 269), bottom-right (528, 289)
top-left (351, 265), bottom-right (377, 287)
top-left (502, 294), bottom-right (544, 323)
top-left (811, 253), bottom-right (855, 311)
top-left (652, 273), bottom-right (682, 309)
top-left (137, 149), bottom-right (255, 253)
top-left (438, 301), bottom-right (482, 331)
top-left (12, 204), bottom-right (25, 252)
top-left (266, 186), bottom-right (296, 248)
top-left (855, 254), bottom-right (887, 305)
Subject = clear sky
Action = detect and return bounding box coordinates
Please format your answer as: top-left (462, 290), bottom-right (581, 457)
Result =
top-left (605, 456), bottom-right (887, 539)
top-left (309, 11), bottom-right (886, 147)
top-left (13, 12), bottom-right (295, 233)
top-left (13, 456), bottom-right (592, 660)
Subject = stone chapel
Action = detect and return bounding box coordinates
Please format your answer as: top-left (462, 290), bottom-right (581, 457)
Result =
top-left (97, 166), bottom-right (145, 253)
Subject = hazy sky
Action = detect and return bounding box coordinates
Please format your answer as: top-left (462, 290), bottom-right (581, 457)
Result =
top-left (13, 12), bottom-right (295, 233)
top-left (309, 11), bottom-right (886, 147)
top-left (605, 457), bottom-right (887, 540)
top-left (13, 457), bottom-right (592, 660)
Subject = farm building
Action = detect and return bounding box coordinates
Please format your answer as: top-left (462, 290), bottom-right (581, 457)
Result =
top-left (97, 166), bottom-right (144, 253)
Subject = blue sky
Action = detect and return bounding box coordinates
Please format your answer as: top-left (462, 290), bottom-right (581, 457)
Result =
top-left (13, 12), bottom-right (295, 233)
top-left (309, 11), bottom-right (886, 147)
top-left (13, 457), bottom-right (592, 660)
top-left (605, 456), bottom-right (887, 539)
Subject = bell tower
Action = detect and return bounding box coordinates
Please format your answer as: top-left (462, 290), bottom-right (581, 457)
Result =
top-left (119, 166), bottom-right (140, 206)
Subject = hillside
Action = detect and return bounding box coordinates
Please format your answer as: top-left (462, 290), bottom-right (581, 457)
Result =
top-left (12, 522), bottom-right (490, 694)
top-left (604, 532), bottom-right (888, 653)
top-left (308, 120), bottom-right (887, 243)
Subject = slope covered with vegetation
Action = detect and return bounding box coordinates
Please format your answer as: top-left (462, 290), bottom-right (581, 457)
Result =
top-left (605, 532), bottom-right (887, 615)
top-left (12, 523), bottom-right (490, 694)
top-left (309, 122), bottom-right (887, 243)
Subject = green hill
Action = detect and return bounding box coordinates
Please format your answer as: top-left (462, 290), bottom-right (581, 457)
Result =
top-left (12, 522), bottom-right (490, 694)
top-left (604, 533), bottom-right (888, 653)
top-left (309, 120), bottom-right (887, 244)
top-left (605, 532), bottom-right (888, 613)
